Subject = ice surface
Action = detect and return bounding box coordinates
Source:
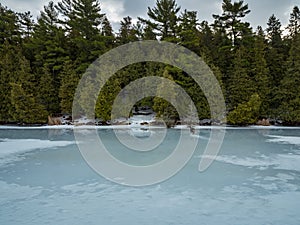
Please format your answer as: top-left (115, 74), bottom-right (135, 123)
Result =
top-left (0, 128), bottom-right (300, 225)
top-left (273, 154), bottom-right (300, 171)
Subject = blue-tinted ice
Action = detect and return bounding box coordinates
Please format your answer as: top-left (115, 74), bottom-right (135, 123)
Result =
top-left (0, 127), bottom-right (300, 225)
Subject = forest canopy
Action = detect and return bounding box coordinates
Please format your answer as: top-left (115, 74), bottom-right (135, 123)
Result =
top-left (0, 0), bottom-right (299, 125)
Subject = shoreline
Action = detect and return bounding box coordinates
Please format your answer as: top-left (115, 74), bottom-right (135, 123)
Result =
top-left (1, 124), bottom-right (300, 130)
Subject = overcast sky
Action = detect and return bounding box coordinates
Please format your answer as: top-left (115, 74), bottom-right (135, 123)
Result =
top-left (1, 0), bottom-right (299, 31)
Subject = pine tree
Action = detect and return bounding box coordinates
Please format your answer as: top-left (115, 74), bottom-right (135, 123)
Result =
top-left (265, 15), bottom-right (287, 113)
top-left (227, 93), bottom-right (261, 125)
top-left (101, 16), bottom-right (115, 49)
top-left (18, 11), bottom-right (34, 39)
top-left (18, 11), bottom-right (35, 61)
top-left (0, 42), bottom-right (44, 123)
top-left (213, 0), bottom-right (251, 46)
top-left (56, 0), bottom-right (106, 69)
top-left (1, 43), bottom-right (48, 124)
top-left (199, 21), bottom-right (220, 60)
top-left (117, 16), bottom-right (138, 45)
top-left (56, 0), bottom-right (104, 39)
top-left (287, 6), bottom-right (300, 37)
top-left (26, 2), bottom-right (69, 116)
top-left (141, 24), bottom-right (157, 40)
top-left (10, 83), bottom-right (48, 124)
top-left (0, 42), bottom-right (15, 122)
top-left (37, 66), bottom-right (60, 114)
top-left (31, 1), bottom-right (69, 78)
top-left (0, 4), bottom-right (20, 46)
top-left (210, 18), bottom-right (233, 82)
top-left (252, 26), bottom-right (270, 116)
top-left (266, 14), bottom-right (283, 48)
top-left (95, 78), bottom-right (121, 122)
top-left (277, 34), bottom-right (300, 123)
top-left (178, 10), bottom-right (200, 52)
top-left (59, 62), bottom-right (81, 114)
top-left (227, 45), bottom-right (255, 110)
top-left (139, 0), bottom-right (181, 41)
top-left (153, 67), bottom-right (178, 126)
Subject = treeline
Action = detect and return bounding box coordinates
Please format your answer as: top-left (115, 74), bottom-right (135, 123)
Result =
top-left (0, 0), bottom-right (299, 125)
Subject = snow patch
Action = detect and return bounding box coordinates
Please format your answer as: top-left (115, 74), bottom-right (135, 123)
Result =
top-left (200, 155), bottom-right (274, 168)
top-left (267, 135), bottom-right (300, 145)
top-left (0, 138), bottom-right (74, 166)
top-left (200, 153), bottom-right (300, 172)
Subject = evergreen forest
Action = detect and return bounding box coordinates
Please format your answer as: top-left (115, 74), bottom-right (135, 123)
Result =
top-left (1, 0), bottom-right (300, 126)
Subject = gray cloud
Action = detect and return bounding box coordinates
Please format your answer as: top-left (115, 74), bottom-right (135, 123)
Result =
top-left (246, 0), bottom-right (299, 29)
top-left (1, 0), bottom-right (61, 20)
top-left (118, 0), bottom-right (299, 30)
top-left (123, 0), bottom-right (154, 16)
top-left (1, 0), bottom-right (298, 30)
